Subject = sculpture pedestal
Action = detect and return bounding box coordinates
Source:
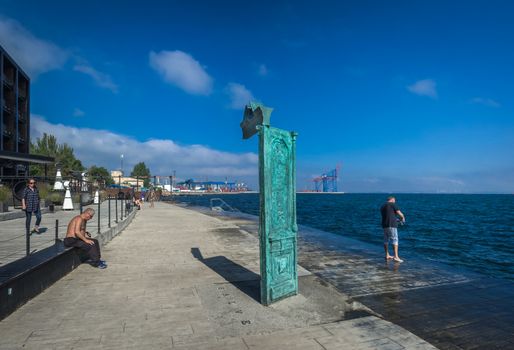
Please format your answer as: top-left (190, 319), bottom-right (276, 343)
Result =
top-left (258, 125), bottom-right (298, 305)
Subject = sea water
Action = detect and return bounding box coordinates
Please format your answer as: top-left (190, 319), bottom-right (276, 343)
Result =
top-left (171, 193), bottom-right (514, 281)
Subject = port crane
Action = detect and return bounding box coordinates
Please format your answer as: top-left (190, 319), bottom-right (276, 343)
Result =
top-left (312, 165), bottom-right (341, 192)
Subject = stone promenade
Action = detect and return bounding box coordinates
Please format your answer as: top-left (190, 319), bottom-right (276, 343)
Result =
top-left (0, 202), bottom-right (436, 349)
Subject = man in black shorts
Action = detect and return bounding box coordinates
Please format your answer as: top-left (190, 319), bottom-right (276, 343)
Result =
top-left (381, 196), bottom-right (405, 263)
top-left (64, 208), bottom-right (107, 268)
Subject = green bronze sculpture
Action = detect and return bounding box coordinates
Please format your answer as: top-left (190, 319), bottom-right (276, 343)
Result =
top-left (241, 102), bottom-right (298, 305)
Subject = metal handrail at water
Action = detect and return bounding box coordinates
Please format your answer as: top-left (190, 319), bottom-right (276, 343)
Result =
top-left (210, 198), bottom-right (240, 212)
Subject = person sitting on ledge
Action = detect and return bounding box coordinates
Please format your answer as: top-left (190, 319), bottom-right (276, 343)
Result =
top-left (133, 196), bottom-right (141, 210)
top-left (64, 208), bottom-right (107, 269)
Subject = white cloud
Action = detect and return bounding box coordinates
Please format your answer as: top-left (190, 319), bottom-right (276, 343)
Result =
top-left (0, 16), bottom-right (68, 78)
top-left (149, 50), bottom-right (213, 95)
top-left (0, 16), bottom-right (118, 94)
top-left (407, 79), bottom-right (438, 99)
top-left (258, 64), bottom-right (268, 76)
top-left (225, 83), bottom-right (254, 109)
top-left (470, 97), bottom-right (500, 108)
top-left (73, 64), bottom-right (119, 93)
top-left (30, 114), bottom-right (257, 180)
top-left (73, 108), bottom-right (85, 117)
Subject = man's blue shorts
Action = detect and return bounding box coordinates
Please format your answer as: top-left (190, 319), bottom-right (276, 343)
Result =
top-left (383, 227), bottom-right (399, 245)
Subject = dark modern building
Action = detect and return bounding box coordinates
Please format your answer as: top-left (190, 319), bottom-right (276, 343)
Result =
top-left (1, 44), bottom-right (53, 178)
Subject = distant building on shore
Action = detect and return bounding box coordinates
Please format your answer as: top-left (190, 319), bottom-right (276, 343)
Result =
top-left (110, 170), bottom-right (143, 188)
top-left (176, 179), bottom-right (248, 192)
top-left (108, 170), bottom-right (248, 193)
top-left (0, 45), bottom-right (54, 178)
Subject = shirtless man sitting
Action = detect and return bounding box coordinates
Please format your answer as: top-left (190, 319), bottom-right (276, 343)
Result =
top-left (64, 208), bottom-right (107, 269)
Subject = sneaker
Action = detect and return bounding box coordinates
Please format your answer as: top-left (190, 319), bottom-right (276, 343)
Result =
top-left (88, 260), bottom-right (107, 268)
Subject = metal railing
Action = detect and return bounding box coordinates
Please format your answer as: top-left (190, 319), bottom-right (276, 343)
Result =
top-left (0, 196), bottom-right (135, 267)
top-left (210, 198), bottom-right (240, 212)
top-left (0, 175), bottom-right (97, 209)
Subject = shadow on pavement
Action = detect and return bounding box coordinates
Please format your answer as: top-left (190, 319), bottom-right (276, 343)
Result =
top-left (191, 247), bottom-right (261, 303)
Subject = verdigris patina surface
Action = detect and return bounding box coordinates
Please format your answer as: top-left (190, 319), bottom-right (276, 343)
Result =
top-left (240, 102), bottom-right (273, 139)
top-left (242, 102), bottom-right (298, 305)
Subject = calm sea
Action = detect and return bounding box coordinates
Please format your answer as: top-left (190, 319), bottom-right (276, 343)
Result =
top-left (170, 193), bottom-right (514, 281)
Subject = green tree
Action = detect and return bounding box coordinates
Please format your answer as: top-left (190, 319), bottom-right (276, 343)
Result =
top-left (88, 165), bottom-right (114, 186)
top-left (131, 162), bottom-right (151, 187)
top-left (30, 133), bottom-right (84, 178)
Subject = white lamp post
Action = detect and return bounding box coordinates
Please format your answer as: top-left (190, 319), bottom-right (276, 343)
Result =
top-left (53, 169), bottom-right (64, 191)
top-left (62, 181), bottom-right (74, 210)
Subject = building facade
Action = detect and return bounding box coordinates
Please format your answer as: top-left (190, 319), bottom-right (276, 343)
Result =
top-left (1, 44), bottom-right (53, 178)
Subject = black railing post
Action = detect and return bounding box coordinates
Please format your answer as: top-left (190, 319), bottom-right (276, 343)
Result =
top-left (121, 196), bottom-right (124, 219)
top-left (26, 226), bottom-right (30, 256)
top-left (55, 219), bottom-right (59, 242)
top-left (108, 196), bottom-right (111, 228)
top-left (80, 200), bottom-right (83, 214)
top-left (115, 195), bottom-right (118, 223)
top-left (97, 197), bottom-right (101, 234)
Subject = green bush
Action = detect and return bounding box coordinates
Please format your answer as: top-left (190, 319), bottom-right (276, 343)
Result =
top-left (0, 186), bottom-right (10, 202)
top-left (38, 183), bottom-right (51, 201)
top-left (49, 192), bottom-right (64, 205)
top-left (72, 194), bottom-right (81, 203)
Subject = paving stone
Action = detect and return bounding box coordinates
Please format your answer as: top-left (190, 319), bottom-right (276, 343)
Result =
top-left (0, 203), bottom-right (434, 350)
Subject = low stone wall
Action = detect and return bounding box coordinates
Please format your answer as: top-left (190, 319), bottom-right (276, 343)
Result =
top-left (0, 208), bottom-right (137, 320)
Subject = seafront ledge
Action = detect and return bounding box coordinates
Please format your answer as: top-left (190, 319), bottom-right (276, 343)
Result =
top-left (0, 202), bottom-right (435, 350)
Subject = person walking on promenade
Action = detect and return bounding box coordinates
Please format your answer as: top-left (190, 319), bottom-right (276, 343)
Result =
top-left (381, 196), bottom-right (405, 263)
top-left (149, 189), bottom-right (155, 208)
top-left (21, 178), bottom-right (42, 234)
top-left (63, 208), bottom-right (107, 269)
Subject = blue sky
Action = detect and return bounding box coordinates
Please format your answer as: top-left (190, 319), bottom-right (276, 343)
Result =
top-left (1, 0), bottom-right (513, 192)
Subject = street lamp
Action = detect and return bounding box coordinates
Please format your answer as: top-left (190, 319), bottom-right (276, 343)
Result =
top-left (53, 166), bottom-right (64, 191)
top-left (120, 154), bottom-right (124, 175)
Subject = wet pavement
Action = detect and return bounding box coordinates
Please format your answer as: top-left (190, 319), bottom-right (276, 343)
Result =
top-left (191, 205), bottom-right (514, 350)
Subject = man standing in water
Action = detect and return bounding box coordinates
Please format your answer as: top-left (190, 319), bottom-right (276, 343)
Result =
top-left (381, 196), bottom-right (405, 263)
top-left (64, 208), bottom-right (107, 269)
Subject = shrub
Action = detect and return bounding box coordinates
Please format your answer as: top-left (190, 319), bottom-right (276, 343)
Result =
top-left (38, 183), bottom-right (51, 202)
top-left (49, 192), bottom-right (64, 205)
top-left (0, 185), bottom-right (10, 202)
top-left (72, 194), bottom-right (81, 203)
